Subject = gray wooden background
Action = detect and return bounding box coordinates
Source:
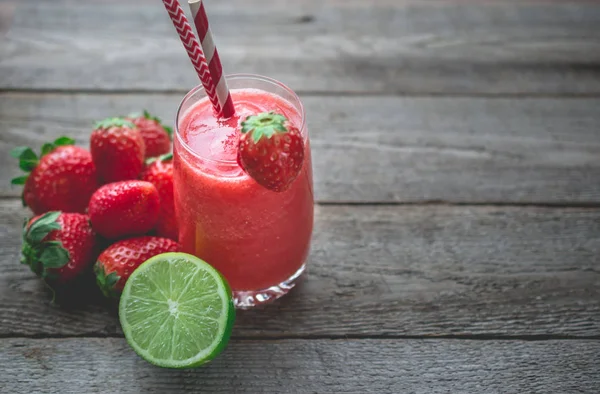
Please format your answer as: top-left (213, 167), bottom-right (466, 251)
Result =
top-left (1, 0), bottom-right (599, 392)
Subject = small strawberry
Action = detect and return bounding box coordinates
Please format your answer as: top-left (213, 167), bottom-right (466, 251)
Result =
top-left (140, 153), bottom-right (178, 240)
top-left (94, 236), bottom-right (180, 297)
top-left (11, 137), bottom-right (98, 215)
top-left (90, 117), bottom-right (145, 183)
top-left (237, 112), bottom-right (305, 192)
top-left (127, 110), bottom-right (172, 159)
top-left (88, 180), bottom-right (160, 239)
top-left (21, 211), bottom-right (99, 284)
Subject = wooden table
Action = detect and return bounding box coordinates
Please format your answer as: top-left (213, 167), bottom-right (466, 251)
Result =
top-left (1, 0), bottom-right (599, 392)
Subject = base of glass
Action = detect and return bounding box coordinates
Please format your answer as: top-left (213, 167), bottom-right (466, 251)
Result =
top-left (233, 263), bottom-right (306, 309)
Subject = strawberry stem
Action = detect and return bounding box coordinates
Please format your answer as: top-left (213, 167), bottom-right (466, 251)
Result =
top-left (128, 110), bottom-right (173, 138)
top-left (94, 263), bottom-right (121, 298)
top-left (146, 152), bottom-right (173, 165)
top-left (94, 117), bottom-right (136, 130)
top-left (21, 211), bottom-right (70, 280)
top-left (10, 136), bottom-right (75, 186)
top-left (241, 112), bottom-right (289, 143)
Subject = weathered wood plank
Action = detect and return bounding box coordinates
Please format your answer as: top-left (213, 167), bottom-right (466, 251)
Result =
top-left (1, 199), bottom-right (599, 337)
top-left (1, 338), bottom-right (599, 393)
top-left (2, 93), bottom-right (599, 203)
top-left (1, 1), bottom-right (600, 94)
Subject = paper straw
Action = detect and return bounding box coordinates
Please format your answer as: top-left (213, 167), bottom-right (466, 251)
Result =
top-left (161, 0), bottom-right (223, 116)
top-left (188, 0), bottom-right (236, 118)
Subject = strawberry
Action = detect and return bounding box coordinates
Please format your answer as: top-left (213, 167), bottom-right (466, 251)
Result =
top-left (11, 137), bottom-right (98, 215)
top-left (237, 112), bottom-right (305, 192)
top-left (90, 117), bottom-right (145, 183)
top-left (140, 153), bottom-right (178, 240)
top-left (127, 110), bottom-right (172, 159)
top-left (21, 211), bottom-right (98, 284)
top-left (88, 180), bottom-right (160, 239)
top-left (94, 236), bottom-right (180, 297)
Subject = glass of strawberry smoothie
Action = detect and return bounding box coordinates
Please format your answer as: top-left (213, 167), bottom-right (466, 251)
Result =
top-left (173, 74), bottom-right (314, 308)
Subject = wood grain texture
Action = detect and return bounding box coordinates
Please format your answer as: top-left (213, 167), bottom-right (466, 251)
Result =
top-left (1, 1), bottom-right (599, 94)
top-left (1, 199), bottom-right (599, 338)
top-left (2, 93), bottom-right (599, 203)
top-left (1, 338), bottom-right (599, 393)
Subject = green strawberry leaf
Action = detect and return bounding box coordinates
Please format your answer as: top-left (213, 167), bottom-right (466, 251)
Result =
top-left (146, 152), bottom-right (173, 165)
top-left (11, 175), bottom-right (28, 185)
top-left (27, 211), bottom-right (61, 243)
top-left (94, 117), bottom-right (136, 130)
top-left (10, 146), bottom-right (29, 158)
top-left (39, 243), bottom-right (70, 269)
top-left (53, 136), bottom-right (75, 147)
top-left (143, 109), bottom-right (162, 123)
top-left (40, 143), bottom-right (55, 157)
top-left (241, 112), bottom-right (289, 143)
top-left (106, 272), bottom-right (120, 287)
top-left (28, 223), bottom-right (61, 243)
top-left (251, 128), bottom-right (264, 143)
top-left (16, 148), bottom-right (38, 172)
top-left (159, 152), bottom-right (173, 161)
top-left (95, 264), bottom-right (121, 298)
top-left (29, 211), bottom-right (60, 229)
top-left (19, 160), bottom-right (38, 172)
top-left (20, 212), bottom-right (71, 285)
top-left (21, 218), bottom-right (29, 240)
top-left (12, 138), bottom-right (75, 181)
top-left (43, 240), bottom-right (63, 247)
top-left (273, 123), bottom-right (287, 132)
top-left (136, 110), bottom-right (173, 138)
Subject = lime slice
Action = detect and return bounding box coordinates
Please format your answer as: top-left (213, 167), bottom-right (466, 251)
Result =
top-left (119, 252), bottom-right (235, 368)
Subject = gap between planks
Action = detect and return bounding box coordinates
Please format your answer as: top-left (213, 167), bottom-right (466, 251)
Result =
top-left (2, 88), bottom-right (600, 99)
top-left (317, 201), bottom-right (600, 209)
top-left (1, 196), bottom-right (600, 209)
top-left (1, 333), bottom-right (600, 341)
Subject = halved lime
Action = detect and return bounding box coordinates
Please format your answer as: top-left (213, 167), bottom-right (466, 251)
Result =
top-left (119, 252), bottom-right (235, 368)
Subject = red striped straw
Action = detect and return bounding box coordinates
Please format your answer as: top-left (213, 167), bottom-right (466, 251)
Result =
top-left (161, 0), bottom-right (223, 116)
top-left (188, 0), bottom-right (236, 118)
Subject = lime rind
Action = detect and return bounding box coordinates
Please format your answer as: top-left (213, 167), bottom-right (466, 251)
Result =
top-left (119, 252), bottom-right (234, 369)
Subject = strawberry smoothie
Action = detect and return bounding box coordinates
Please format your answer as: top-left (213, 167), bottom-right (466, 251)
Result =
top-left (173, 75), bottom-right (314, 307)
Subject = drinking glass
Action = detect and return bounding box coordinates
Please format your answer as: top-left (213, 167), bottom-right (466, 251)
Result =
top-left (173, 74), bottom-right (314, 308)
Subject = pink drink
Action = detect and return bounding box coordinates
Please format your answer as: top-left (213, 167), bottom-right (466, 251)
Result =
top-left (174, 75), bottom-right (314, 308)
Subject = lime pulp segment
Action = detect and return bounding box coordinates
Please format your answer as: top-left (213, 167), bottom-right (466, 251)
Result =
top-left (119, 252), bottom-right (235, 368)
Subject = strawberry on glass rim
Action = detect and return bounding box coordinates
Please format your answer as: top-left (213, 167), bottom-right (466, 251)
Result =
top-left (237, 112), bottom-right (305, 192)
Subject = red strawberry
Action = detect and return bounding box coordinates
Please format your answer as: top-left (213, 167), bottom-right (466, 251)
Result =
top-left (127, 110), bottom-right (172, 159)
top-left (11, 137), bottom-right (98, 215)
top-left (94, 236), bottom-right (180, 297)
top-left (140, 153), bottom-right (178, 240)
top-left (90, 117), bottom-right (145, 183)
top-left (237, 112), bottom-right (305, 192)
top-left (21, 211), bottom-right (99, 284)
top-left (88, 180), bottom-right (160, 239)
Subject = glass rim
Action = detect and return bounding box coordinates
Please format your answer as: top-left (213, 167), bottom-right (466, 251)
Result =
top-left (174, 73), bottom-right (306, 165)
